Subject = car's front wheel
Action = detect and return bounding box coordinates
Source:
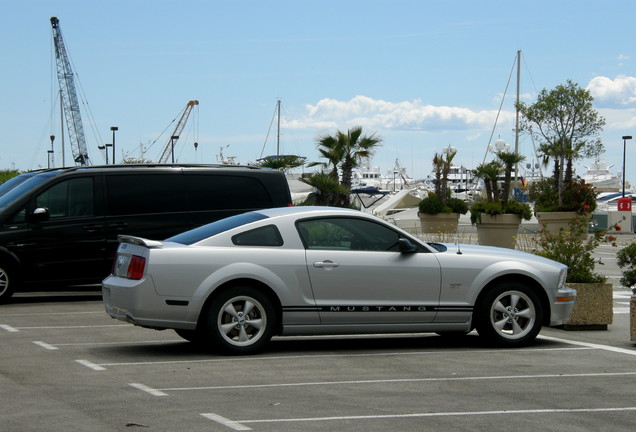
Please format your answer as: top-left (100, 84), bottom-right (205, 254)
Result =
top-left (475, 283), bottom-right (543, 347)
top-left (204, 287), bottom-right (276, 355)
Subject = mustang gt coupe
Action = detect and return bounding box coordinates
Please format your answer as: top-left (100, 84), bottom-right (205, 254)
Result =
top-left (102, 206), bottom-right (574, 354)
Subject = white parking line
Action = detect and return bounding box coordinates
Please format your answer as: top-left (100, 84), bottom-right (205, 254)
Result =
top-left (0, 311), bottom-right (103, 317)
top-left (222, 406), bottom-right (636, 426)
top-left (133, 371), bottom-right (636, 394)
top-left (70, 346), bottom-right (591, 370)
top-left (33, 341), bottom-right (58, 350)
top-left (0, 324), bottom-right (19, 332)
top-left (129, 383), bottom-right (168, 397)
top-left (539, 335), bottom-right (636, 356)
top-left (14, 324), bottom-right (129, 330)
top-left (75, 359), bottom-right (106, 371)
top-left (200, 413), bottom-right (252, 431)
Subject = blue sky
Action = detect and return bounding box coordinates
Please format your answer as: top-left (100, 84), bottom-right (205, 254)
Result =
top-left (2, 0), bottom-right (636, 185)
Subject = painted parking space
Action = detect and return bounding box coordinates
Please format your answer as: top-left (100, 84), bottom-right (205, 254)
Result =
top-left (2, 296), bottom-right (636, 431)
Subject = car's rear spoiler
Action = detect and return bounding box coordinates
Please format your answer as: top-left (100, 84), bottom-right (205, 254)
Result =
top-left (117, 235), bottom-right (164, 249)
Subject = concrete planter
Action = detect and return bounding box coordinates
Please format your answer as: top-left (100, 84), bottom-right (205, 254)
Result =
top-left (536, 211), bottom-right (590, 239)
top-left (417, 212), bottom-right (460, 234)
top-left (565, 283), bottom-right (613, 330)
top-left (475, 213), bottom-right (521, 249)
top-left (631, 295), bottom-right (636, 342)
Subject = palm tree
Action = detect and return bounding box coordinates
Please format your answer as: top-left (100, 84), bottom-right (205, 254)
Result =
top-left (496, 151), bottom-right (525, 205)
top-left (310, 126), bottom-right (382, 207)
top-left (472, 161), bottom-right (502, 203)
top-left (255, 155), bottom-right (306, 172)
top-left (299, 171), bottom-right (348, 206)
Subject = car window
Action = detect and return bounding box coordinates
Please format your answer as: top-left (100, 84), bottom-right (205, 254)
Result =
top-left (107, 174), bottom-right (186, 215)
top-left (297, 217), bottom-right (402, 252)
top-left (232, 225), bottom-right (283, 247)
top-left (185, 175), bottom-right (272, 210)
top-left (167, 211), bottom-right (269, 245)
top-left (34, 177), bottom-right (94, 219)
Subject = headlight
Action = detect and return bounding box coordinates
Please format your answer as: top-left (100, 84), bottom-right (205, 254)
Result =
top-left (558, 269), bottom-right (568, 289)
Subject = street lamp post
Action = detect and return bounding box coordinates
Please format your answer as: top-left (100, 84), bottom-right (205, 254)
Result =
top-left (98, 145), bottom-right (108, 165)
top-left (171, 135), bottom-right (179, 163)
top-left (622, 136), bottom-right (632, 198)
top-left (110, 126), bottom-right (118, 164)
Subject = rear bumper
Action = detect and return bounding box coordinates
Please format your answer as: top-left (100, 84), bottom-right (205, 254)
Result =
top-left (102, 275), bottom-right (198, 330)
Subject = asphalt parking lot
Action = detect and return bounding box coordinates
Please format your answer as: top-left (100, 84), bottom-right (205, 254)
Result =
top-left (1, 242), bottom-right (636, 432)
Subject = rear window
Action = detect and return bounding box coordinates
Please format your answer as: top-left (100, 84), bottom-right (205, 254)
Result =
top-left (167, 211), bottom-right (269, 245)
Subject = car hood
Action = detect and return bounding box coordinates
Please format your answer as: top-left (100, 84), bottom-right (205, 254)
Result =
top-left (437, 243), bottom-right (567, 268)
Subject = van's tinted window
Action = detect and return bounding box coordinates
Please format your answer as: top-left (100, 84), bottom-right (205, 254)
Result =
top-left (35, 177), bottom-right (94, 218)
top-left (185, 175), bottom-right (272, 210)
top-left (107, 175), bottom-right (186, 215)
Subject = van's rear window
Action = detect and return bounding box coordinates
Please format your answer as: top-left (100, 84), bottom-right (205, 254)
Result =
top-left (166, 211), bottom-right (268, 245)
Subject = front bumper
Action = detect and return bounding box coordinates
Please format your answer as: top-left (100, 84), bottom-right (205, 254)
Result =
top-left (549, 285), bottom-right (577, 326)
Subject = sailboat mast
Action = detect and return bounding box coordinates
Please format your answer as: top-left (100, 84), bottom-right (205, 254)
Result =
top-left (514, 50), bottom-right (521, 183)
top-left (276, 99), bottom-right (281, 157)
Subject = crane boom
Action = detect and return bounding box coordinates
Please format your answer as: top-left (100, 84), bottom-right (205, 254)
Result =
top-left (50, 17), bottom-right (90, 165)
top-left (158, 100), bottom-right (199, 163)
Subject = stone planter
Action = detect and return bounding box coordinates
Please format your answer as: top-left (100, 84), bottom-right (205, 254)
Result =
top-left (417, 212), bottom-right (460, 233)
top-left (475, 213), bottom-right (521, 249)
top-left (631, 295), bottom-right (636, 342)
top-left (536, 211), bottom-right (589, 239)
top-left (565, 283), bottom-right (613, 330)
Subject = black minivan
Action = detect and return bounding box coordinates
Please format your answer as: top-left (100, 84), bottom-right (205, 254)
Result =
top-left (0, 164), bottom-right (292, 302)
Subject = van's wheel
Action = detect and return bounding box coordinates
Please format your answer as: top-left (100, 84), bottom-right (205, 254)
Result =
top-left (475, 282), bottom-right (542, 347)
top-left (204, 286), bottom-right (275, 355)
top-left (0, 261), bottom-right (19, 304)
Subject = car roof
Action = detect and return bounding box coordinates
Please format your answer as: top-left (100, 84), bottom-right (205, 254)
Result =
top-left (255, 206), bottom-right (366, 219)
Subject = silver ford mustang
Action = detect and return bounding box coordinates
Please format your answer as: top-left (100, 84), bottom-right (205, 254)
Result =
top-left (102, 206), bottom-right (574, 354)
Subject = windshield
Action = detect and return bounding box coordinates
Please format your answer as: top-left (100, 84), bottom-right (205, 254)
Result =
top-left (167, 211), bottom-right (269, 245)
top-left (0, 171), bottom-right (60, 211)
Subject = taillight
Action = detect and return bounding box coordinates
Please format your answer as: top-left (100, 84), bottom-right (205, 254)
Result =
top-left (127, 256), bottom-right (146, 280)
top-left (113, 254), bottom-right (146, 280)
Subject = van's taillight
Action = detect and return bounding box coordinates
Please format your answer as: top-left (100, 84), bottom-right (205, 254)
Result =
top-left (113, 254), bottom-right (146, 280)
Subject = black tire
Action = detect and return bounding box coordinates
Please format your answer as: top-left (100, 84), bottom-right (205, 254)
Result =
top-left (204, 286), bottom-right (276, 355)
top-left (0, 261), bottom-right (19, 304)
top-left (475, 282), bottom-right (543, 347)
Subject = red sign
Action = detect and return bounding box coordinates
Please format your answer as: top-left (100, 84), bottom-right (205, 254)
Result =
top-left (618, 197), bottom-right (632, 211)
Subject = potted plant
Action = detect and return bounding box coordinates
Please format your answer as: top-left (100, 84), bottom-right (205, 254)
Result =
top-left (470, 152), bottom-right (532, 249)
top-left (533, 216), bottom-right (613, 329)
top-left (418, 150), bottom-right (468, 233)
top-left (418, 192), bottom-right (468, 233)
top-left (616, 242), bottom-right (636, 341)
top-left (529, 176), bottom-right (597, 235)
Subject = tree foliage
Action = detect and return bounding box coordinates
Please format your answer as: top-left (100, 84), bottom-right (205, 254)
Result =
top-left (307, 126), bottom-right (382, 207)
top-left (516, 80), bottom-right (605, 205)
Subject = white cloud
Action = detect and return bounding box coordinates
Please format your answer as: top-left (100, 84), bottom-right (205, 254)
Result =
top-left (587, 75), bottom-right (636, 106)
top-left (284, 95), bottom-right (513, 132)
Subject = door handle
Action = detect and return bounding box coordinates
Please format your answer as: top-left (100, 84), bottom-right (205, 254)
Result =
top-left (83, 224), bottom-right (102, 233)
top-left (313, 260), bottom-right (339, 268)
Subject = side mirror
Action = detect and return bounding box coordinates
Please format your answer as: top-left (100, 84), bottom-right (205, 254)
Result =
top-left (398, 238), bottom-right (418, 254)
top-left (28, 207), bottom-right (50, 223)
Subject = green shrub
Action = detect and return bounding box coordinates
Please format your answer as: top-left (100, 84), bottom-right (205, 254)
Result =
top-left (617, 243), bottom-right (636, 293)
top-left (469, 200), bottom-right (532, 224)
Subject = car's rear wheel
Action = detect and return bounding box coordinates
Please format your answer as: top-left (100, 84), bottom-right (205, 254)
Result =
top-left (204, 286), bottom-right (275, 355)
top-left (475, 283), bottom-right (542, 347)
top-left (0, 261), bottom-right (19, 304)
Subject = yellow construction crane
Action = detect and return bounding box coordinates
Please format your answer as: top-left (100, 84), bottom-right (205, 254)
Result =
top-left (157, 100), bottom-right (199, 163)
